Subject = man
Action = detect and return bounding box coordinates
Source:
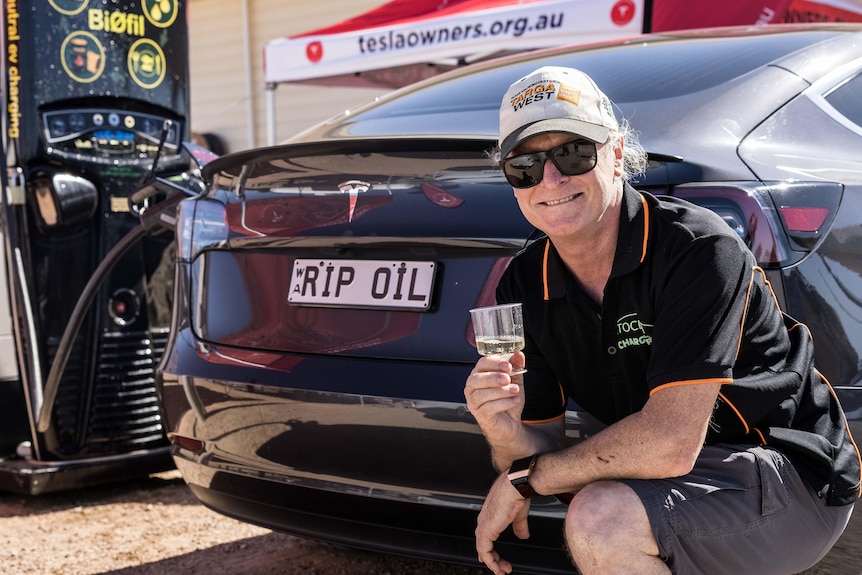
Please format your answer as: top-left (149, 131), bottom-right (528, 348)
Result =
top-left (464, 66), bottom-right (860, 575)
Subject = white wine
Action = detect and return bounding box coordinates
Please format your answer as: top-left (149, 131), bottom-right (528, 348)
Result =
top-left (476, 336), bottom-right (525, 356)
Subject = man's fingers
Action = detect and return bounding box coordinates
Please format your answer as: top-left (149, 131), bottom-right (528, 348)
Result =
top-left (477, 547), bottom-right (513, 575)
top-left (476, 510), bottom-right (509, 574)
top-left (468, 383), bottom-right (520, 410)
top-left (465, 372), bottom-right (520, 416)
top-left (512, 501), bottom-right (531, 540)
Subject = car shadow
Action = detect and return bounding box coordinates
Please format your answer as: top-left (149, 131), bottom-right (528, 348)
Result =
top-left (94, 532), bottom-right (489, 575)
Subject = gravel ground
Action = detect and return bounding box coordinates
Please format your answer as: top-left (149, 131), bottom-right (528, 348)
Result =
top-left (1, 470), bottom-right (860, 575)
top-left (0, 471), bottom-right (488, 575)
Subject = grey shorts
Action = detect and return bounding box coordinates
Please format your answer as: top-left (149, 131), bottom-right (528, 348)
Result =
top-left (621, 444), bottom-right (855, 575)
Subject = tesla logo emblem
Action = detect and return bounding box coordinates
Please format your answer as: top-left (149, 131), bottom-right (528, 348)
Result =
top-left (338, 180), bottom-right (371, 222)
top-left (306, 41), bottom-right (323, 63)
top-left (611, 0), bottom-right (636, 26)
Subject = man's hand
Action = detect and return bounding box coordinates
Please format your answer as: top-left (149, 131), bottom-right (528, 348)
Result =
top-left (476, 471), bottom-right (532, 575)
top-left (465, 351), bottom-right (526, 447)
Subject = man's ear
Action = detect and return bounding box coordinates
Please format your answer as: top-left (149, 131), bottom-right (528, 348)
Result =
top-left (614, 138), bottom-right (625, 176)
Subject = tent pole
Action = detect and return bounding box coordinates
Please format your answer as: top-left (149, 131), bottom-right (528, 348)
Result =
top-left (242, 0), bottom-right (256, 148)
top-left (266, 83), bottom-right (277, 146)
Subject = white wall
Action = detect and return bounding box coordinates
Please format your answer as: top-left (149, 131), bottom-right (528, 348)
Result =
top-left (188, 0), bottom-right (388, 153)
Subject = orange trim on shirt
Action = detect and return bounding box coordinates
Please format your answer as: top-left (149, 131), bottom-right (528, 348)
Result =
top-left (754, 266), bottom-right (782, 311)
top-left (639, 194), bottom-right (649, 263)
top-left (523, 413), bottom-right (566, 425)
top-left (787, 321), bottom-right (814, 341)
top-left (752, 427), bottom-right (768, 446)
top-left (818, 369), bottom-right (862, 495)
top-left (717, 390), bottom-right (750, 435)
top-left (649, 378), bottom-right (731, 396)
top-left (523, 382), bottom-right (567, 425)
top-left (542, 239), bottom-right (551, 301)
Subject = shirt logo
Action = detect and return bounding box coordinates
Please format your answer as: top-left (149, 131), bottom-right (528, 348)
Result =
top-left (616, 312), bottom-right (653, 350)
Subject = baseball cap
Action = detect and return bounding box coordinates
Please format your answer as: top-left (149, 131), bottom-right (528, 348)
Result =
top-left (498, 66), bottom-right (619, 159)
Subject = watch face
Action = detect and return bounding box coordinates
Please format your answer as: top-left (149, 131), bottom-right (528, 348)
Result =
top-left (509, 455), bottom-right (536, 474)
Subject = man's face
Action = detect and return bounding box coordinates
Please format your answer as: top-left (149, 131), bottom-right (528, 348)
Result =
top-left (509, 131), bottom-right (623, 244)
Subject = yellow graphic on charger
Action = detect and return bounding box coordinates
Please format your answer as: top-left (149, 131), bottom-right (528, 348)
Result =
top-left (142, 0), bottom-right (178, 28)
top-left (48, 0), bottom-right (88, 16)
top-left (60, 31), bottom-right (105, 83)
top-left (128, 38), bottom-right (166, 89)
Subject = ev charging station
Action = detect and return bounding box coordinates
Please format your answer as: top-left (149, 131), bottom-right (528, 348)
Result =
top-left (0, 0), bottom-right (189, 493)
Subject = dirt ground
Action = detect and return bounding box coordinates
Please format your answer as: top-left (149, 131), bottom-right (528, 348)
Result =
top-left (0, 470), bottom-right (488, 575)
top-left (1, 470), bottom-right (861, 575)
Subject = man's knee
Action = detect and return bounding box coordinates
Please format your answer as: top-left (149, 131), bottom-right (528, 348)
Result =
top-left (565, 481), bottom-right (628, 545)
top-left (564, 481), bottom-right (659, 565)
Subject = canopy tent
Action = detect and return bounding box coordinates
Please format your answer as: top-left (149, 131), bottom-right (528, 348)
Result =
top-left (264, 0), bottom-right (643, 89)
top-left (264, 0), bottom-right (862, 144)
top-left (651, 0), bottom-right (862, 32)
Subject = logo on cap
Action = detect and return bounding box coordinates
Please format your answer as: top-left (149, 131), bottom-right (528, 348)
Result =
top-left (510, 82), bottom-right (556, 111)
top-left (557, 84), bottom-right (582, 107)
top-left (510, 81), bottom-right (584, 114)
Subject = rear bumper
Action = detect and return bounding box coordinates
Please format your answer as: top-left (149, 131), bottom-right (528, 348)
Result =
top-left (172, 452), bottom-right (575, 575)
top-left (0, 447), bottom-right (173, 495)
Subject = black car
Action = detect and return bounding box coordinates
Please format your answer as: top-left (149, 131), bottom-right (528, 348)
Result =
top-left (156, 24), bottom-right (862, 574)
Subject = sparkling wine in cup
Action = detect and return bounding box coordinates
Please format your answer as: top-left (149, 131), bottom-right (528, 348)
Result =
top-left (469, 303), bottom-right (526, 375)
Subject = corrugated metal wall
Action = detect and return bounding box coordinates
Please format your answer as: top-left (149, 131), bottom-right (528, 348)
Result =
top-left (188, 0), bottom-right (386, 153)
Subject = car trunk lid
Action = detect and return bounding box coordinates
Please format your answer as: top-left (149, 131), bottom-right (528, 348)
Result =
top-left (190, 139), bottom-right (535, 363)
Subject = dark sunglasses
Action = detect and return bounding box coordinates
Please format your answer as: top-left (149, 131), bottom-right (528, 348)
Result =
top-left (501, 139), bottom-right (598, 189)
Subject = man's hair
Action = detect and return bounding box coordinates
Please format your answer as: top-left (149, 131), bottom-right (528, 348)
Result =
top-left (615, 118), bottom-right (649, 182)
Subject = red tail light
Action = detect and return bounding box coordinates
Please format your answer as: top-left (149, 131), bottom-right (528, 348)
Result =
top-left (779, 207), bottom-right (830, 233)
top-left (673, 182), bottom-right (842, 267)
top-left (769, 181), bottom-right (842, 250)
top-left (169, 434), bottom-right (205, 454)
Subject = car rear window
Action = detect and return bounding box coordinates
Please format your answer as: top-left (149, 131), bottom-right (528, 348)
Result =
top-left (825, 70), bottom-right (862, 126)
top-left (351, 31), bottom-right (838, 122)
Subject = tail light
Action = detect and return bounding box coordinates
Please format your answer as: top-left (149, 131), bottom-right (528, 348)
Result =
top-left (672, 182), bottom-right (842, 268)
top-left (176, 197), bottom-right (229, 262)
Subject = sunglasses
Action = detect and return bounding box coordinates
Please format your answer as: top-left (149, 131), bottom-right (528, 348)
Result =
top-left (501, 139), bottom-right (598, 189)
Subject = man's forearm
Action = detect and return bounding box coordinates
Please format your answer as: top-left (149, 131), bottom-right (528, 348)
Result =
top-left (528, 390), bottom-right (716, 496)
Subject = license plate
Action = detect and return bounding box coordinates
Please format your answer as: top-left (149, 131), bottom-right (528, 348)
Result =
top-left (288, 259), bottom-right (436, 310)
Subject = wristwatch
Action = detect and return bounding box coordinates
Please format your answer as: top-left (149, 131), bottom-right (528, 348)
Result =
top-left (508, 454), bottom-right (540, 498)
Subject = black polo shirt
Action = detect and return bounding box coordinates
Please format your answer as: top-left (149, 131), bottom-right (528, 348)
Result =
top-left (497, 184), bottom-right (861, 506)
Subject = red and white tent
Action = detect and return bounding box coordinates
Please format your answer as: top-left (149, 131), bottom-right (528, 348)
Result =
top-left (651, 0), bottom-right (862, 32)
top-left (263, 0), bottom-right (862, 143)
top-left (264, 0), bottom-right (644, 89)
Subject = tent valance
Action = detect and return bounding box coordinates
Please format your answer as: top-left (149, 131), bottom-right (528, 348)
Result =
top-left (264, 0), bottom-right (644, 88)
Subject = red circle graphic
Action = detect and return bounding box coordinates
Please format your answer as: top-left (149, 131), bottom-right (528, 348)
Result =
top-left (306, 41), bottom-right (323, 63)
top-left (611, 0), bottom-right (636, 26)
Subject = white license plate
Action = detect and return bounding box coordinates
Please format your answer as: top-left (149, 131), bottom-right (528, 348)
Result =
top-left (288, 259), bottom-right (436, 310)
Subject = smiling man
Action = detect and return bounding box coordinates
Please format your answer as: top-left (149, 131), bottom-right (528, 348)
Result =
top-left (464, 66), bottom-right (860, 575)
